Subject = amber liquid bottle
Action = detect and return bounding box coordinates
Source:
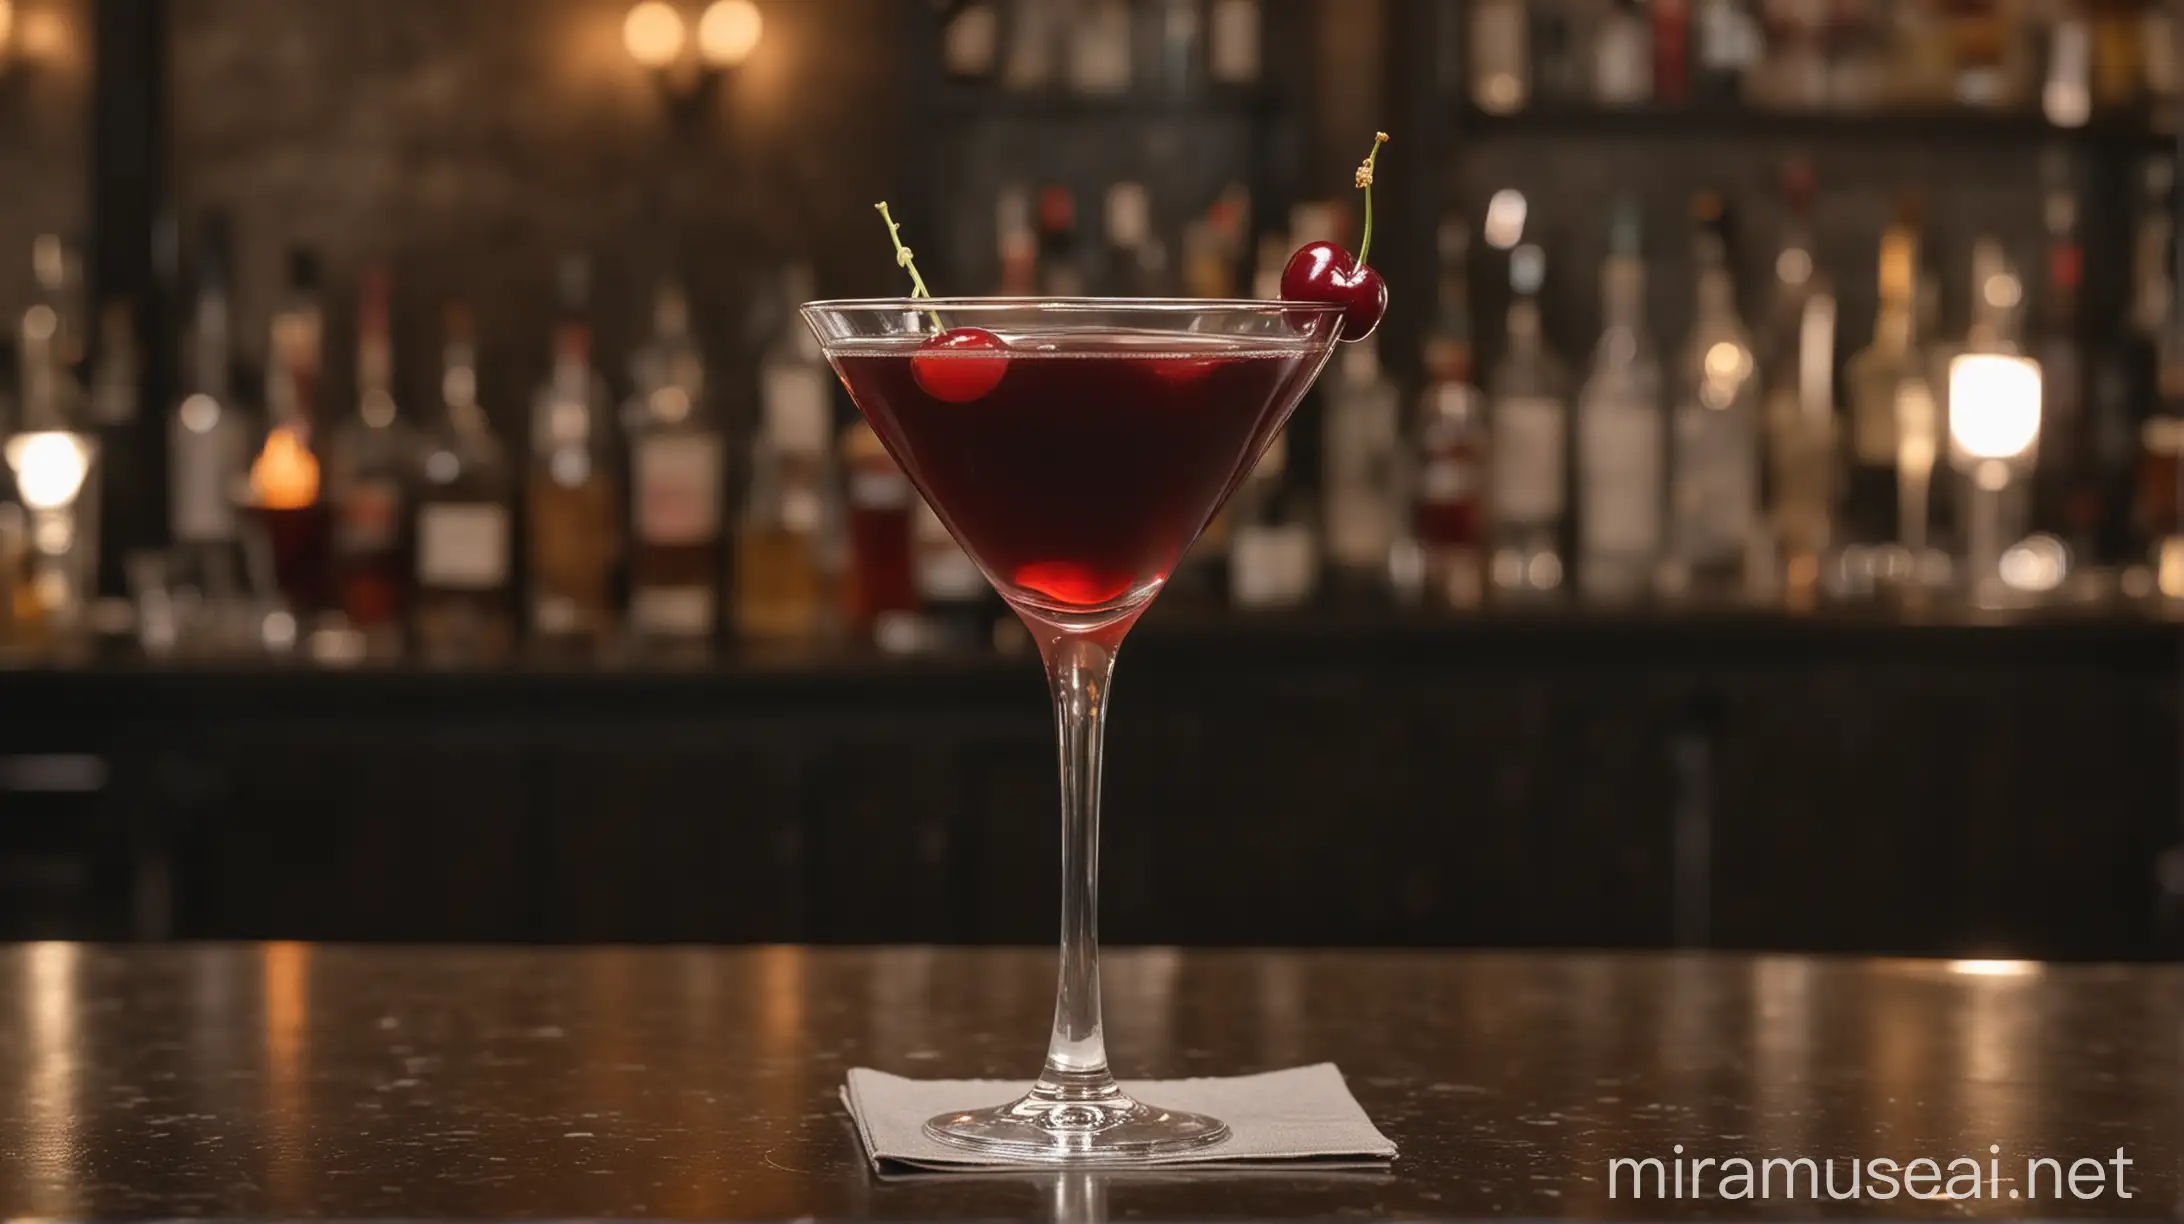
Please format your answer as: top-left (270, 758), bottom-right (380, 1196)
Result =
top-left (527, 258), bottom-right (620, 656)
top-left (326, 266), bottom-right (413, 653)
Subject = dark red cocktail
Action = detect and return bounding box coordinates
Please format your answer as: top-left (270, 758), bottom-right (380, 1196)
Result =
top-left (831, 332), bottom-right (1323, 614)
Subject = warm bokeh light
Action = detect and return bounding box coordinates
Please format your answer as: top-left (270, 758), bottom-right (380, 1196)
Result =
top-left (1948, 354), bottom-right (2042, 462)
top-left (250, 427), bottom-right (321, 509)
top-left (1948, 958), bottom-right (2042, 978)
top-left (0, 1), bottom-right (14, 61)
top-left (4, 432), bottom-right (91, 511)
top-left (623, 0), bottom-right (686, 69)
top-left (697, 0), bottom-right (762, 67)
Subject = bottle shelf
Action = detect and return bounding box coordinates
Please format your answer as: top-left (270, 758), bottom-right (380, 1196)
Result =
top-left (1454, 102), bottom-right (2173, 152)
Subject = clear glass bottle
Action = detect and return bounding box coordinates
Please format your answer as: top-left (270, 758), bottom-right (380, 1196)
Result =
top-left (1665, 197), bottom-right (1762, 603)
top-left (325, 265), bottom-right (414, 653)
top-left (412, 304), bottom-right (514, 665)
top-left (1768, 285), bottom-right (1839, 613)
top-left (626, 281), bottom-right (724, 655)
top-left (169, 217), bottom-right (252, 647)
top-left (528, 256), bottom-right (621, 654)
top-left (736, 266), bottom-right (833, 643)
top-left (1322, 335), bottom-right (1403, 596)
top-left (1577, 204), bottom-right (1665, 604)
top-left (1489, 243), bottom-right (1570, 602)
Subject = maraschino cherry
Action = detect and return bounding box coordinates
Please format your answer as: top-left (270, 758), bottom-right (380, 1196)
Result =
top-left (1280, 131), bottom-right (1390, 342)
top-left (877, 201), bottom-right (1009, 403)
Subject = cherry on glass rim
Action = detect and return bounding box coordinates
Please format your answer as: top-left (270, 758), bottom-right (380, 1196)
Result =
top-left (912, 327), bottom-right (1010, 403)
top-left (1280, 240), bottom-right (1387, 341)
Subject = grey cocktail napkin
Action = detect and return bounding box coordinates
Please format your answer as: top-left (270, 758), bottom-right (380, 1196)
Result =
top-left (841, 1062), bottom-right (1397, 1172)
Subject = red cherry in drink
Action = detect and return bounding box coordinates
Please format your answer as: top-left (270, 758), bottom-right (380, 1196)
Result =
top-left (912, 327), bottom-right (1010, 403)
top-left (1280, 240), bottom-right (1387, 341)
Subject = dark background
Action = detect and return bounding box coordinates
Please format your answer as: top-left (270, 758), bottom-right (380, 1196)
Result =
top-left (0, 0), bottom-right (2177, 957)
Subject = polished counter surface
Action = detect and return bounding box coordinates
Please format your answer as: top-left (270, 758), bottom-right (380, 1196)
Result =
top-left (0, 945), bottom-right (2177, 1218)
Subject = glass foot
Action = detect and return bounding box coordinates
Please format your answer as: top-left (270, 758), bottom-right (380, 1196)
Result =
top-left (925, 1085), bottom-right (1230, 1163)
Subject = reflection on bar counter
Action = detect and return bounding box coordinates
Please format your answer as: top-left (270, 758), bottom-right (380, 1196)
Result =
top-left (1, 0), bottom-right (2181, 667)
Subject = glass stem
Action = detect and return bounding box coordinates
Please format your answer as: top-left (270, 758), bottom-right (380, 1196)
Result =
top-left (1033, 631), bottom-right (1120, 1103)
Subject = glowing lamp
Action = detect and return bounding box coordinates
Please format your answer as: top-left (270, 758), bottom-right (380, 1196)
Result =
top-left (623, 1), bottom-right (686, 69)
top-left (697, 0), bottom-right (762, 67)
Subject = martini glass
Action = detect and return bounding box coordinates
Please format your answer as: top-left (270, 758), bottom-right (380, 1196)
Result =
top-left (802, 298), bottom-right (1343, 1161)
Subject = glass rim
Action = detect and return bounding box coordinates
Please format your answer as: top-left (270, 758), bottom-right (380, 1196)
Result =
top-left (800, 296), bottom-right (1349, 315)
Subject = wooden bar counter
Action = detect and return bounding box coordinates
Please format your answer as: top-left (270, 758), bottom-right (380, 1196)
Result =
top-left (0, 945), bottom-right (2177, 1218)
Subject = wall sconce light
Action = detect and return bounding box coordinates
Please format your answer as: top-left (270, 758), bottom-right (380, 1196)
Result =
top-left (1948, 352), bottom-right (2042, 609)
top-left (623, 0), bottom-right (762, 121)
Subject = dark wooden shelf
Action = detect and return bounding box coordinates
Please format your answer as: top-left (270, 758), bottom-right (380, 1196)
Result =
top-left (1454, 101), bottom-right (2173, 151)
top-left (928, 84), bottom-right (1282, 122)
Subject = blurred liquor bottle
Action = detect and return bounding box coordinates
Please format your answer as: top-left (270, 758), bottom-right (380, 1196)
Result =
top-left (1413, 213), bottom-right (1488, 611)
top-left (6, 234), bottom-right (95, 638)
top-left (2082, 160), bottom-right (2162, 564)
top-left (1758, 163), bottom-right (1837, 609)
top-left (628, 280), bottom-right (724, 656)
top-left (2088, 0), bottom-right (2143, 110)
top-left (1653, 0), bottom-right (1690, 104)
top-left (1036, 187), bottom-right (1086, 297)
top-left (1577, 200), bottom-right (1665, 605)
top-left (1470, 0), bottom-right (1530, 112)
top-left (840, 419), bottom-right (917, 647)
top-left (325, 266), bottom-right (414, 656)
top-left (1321, 334), bottom-right (1402, 602)
top-left (1206, 0), bottom-right (1261, 86)
top-left (1138, 0), bottom-right (1202, 97)
top-left (1068, 0), bottom-right (1133, 95)
top-left (2130, 157), bottom-right (2183, 596)
top-left (2031, 184), bottom-right (2095, 557)
top-left (942, 0), bottom-right (1000, 82)
top-left (1747, 0), bottom-right (1823, 110)
top-left (88, 297), bottom-right (138, 603)
top-left (1529, 0), bottom-right (1583, 104)
top-left (1489, 242), bottom-right (1569, 603)
top-left (996, 186), bottom-right (1037, 295)
top-left (1840, 207), bottom-right (1927, 596)
top-left (912, 497), bottom-right (993, 649)
top-left (169, 215), bottom-right (251, 631)
top-left (737, 266), bottom-right (834, 645)
top-left (1182, 186), bottom-right (1250, 299)
top-left (528, 256), bottom-right (621, 655)
top-left (1102, 181), bottom-right (1166, 297)
top-left (1228, 432), bottom-right (1317, 612)
top-left (413, 304), bottom-right (514, 665)
top-left (1664, 193), bottom-right (1762, 604)
top-left (249, 250), bottom-right (330, 626)
top-left (1692, 0), bottom-right (1762, 104)
top-left (1594, 0), bottom-right (1654, 106)
top-left (1001, 0), bottom-right (1058, 91)
top-left (2041, 3), bottom-right (2094, 126)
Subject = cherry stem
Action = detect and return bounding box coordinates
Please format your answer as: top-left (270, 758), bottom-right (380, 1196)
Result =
top-left (875, 201), bottom-right (944, 333)
top-left (1355, 131), bottom-right (1389, 268)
